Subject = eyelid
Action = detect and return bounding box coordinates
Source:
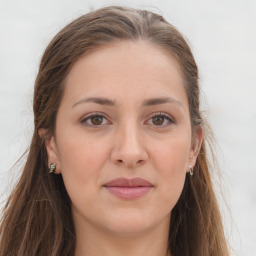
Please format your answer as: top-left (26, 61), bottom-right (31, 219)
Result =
top-left (145, 112), bottom-right (176, 126)
top-left (80, 111), bottom-right (176, 128)
top-left (80, 112), bottom-right (111, 127)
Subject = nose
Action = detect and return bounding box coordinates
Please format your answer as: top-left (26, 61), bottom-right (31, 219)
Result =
top-left (110, 123), bottom-right (148, 168)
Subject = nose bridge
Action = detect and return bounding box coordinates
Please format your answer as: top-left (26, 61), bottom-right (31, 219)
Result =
top-left (122, 121), bottom-right (141, 149)
top-left (111, 117), bottom-right (148, 167)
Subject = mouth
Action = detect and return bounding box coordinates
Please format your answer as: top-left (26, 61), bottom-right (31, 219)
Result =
top-left (103, 177), bottom-right (153, 199)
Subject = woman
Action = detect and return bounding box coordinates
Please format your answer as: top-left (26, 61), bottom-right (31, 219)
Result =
top-left (0, 6), bottom-right (229, 256)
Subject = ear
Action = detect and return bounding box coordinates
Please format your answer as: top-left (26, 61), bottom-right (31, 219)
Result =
top-left (38, 128), bottom-right (61, 174)
top-left (187, 125), bottom-right (203, 171)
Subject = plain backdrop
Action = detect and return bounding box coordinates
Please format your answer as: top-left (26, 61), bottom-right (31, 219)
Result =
top-left (0, 0), bottom-right (255, 255)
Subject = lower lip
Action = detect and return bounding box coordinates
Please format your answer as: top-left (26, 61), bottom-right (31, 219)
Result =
top-left (104, 186), bottom-right (153, 199)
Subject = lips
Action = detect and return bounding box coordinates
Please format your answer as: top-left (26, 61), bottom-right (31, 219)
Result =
top-left (103, 177), bottom-right (153, 199)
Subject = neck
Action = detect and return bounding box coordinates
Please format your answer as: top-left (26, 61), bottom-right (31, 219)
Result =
top-left (74, 216), bottom-right (171, 256)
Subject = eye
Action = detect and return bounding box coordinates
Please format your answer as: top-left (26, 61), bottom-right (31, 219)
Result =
top-left (81, 113), bottom-right (110, 127)
top-left (146, 112), bottom-right (175, 127)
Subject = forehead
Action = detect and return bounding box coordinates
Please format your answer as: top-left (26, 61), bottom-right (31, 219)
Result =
top-left (62, 40), bottom-right (188, 110)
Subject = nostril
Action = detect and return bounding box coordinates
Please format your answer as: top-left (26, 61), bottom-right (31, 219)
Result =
top-left (116, 159), bottom-right (145, 167)
top-left (137, 160), bottom-right (145, 165)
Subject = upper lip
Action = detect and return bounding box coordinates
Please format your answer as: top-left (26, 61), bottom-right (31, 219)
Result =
top-left (104, 177), bottom-right (153, 187)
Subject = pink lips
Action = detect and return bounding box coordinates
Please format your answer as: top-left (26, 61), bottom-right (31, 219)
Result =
top-left (103, 177), bottom-right (153, 199)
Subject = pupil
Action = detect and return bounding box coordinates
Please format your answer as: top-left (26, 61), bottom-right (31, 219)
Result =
top-left (91, 116), bottom-right (103, 125)
top-left (153, 116), bottom-right (164, 125)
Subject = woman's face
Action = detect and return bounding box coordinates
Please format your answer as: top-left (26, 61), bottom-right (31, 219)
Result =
top-left (45, 40), bottom-right (201, 237)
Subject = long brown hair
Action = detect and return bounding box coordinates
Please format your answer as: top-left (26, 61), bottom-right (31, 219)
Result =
top-left (0, 6), bottom-right (229, 256)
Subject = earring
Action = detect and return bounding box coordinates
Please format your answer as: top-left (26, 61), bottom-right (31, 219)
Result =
top-left (189, 165), bottom-right (194, 176)
top-left (49, 162), bottom-right (56, 174)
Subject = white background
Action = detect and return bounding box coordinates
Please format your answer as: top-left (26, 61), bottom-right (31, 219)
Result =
top-left (0, 0), bottom-right (255, 255)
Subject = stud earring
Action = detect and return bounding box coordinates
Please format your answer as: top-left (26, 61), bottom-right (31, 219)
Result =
top-left (49, 162), bottom-right (56, 174)
top-left (189, 165), bottom-right (194, 176)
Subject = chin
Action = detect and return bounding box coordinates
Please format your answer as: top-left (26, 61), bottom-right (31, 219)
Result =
top-left (100, 209), bottom-right (167, 237)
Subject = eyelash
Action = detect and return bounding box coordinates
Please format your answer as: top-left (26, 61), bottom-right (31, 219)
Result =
top-left (147, 112), bottom-right (175, 127)
top-left (80, 112), bottom-right (111, 127)
top-left (80, 112), bottom-right (175, 128)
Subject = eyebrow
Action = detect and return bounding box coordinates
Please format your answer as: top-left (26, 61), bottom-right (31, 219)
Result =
top-left (72, 97), bottom-right (116, 107)
top-left (72, 96), bottom-right (183, 108)
top-left (142, 97), bottom-right (183, 108)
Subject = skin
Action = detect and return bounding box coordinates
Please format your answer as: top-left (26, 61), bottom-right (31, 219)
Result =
top-left (42, 40), bottom-right (202, 256)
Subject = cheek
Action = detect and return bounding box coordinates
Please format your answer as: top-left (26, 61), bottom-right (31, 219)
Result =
top-left (56, 134), bottom-right (110, 192)
top-left (150, 134), bottom-right (191, 207)
top-left (152, 133), bottom-right (191, 174)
